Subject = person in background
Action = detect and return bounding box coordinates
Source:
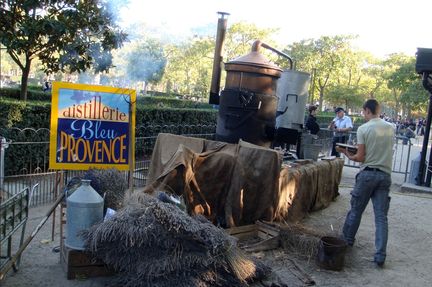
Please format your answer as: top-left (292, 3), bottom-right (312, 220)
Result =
top-left (403, 125), bottom-right (416, 145)
top-left (416, 118), bottom-right (424, 136)
top-left (43, 81), bottom-right (51, 92)
top-left (305, 105), bottom-right (320, 136)
top-left (329, 107), bottom-right (353, 157)
top-left (336, 99), bottom-right (394, 268)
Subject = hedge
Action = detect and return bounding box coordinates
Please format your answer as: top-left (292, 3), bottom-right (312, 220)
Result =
top-left (0, 98), bottom-right (217, 134)
top-left (137, 96), bottom-right (213, 109)
top-left (315, 114), bottom-right (365, 127)
top-left (0, 88), bottom-right (214, 109)
top-left (0, 87), bottom-right (51, 101)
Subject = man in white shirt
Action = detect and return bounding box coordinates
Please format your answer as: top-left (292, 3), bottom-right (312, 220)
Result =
top-left (328, 107), bottom-right (353, 156)
top-left (337, 99), bottom-right (394, 268)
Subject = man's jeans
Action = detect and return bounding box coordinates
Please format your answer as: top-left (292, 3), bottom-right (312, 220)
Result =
top-left (342, 170), bottom-right (391, 263)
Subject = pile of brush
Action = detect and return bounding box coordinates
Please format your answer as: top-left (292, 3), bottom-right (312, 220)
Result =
top-left (279, 224), bottom-right (326, 260)
top-left (81, 193), bottom-right (271, 287)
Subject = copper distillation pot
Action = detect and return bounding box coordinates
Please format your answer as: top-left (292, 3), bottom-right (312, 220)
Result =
top-left (209, 13), bottom-right (294, 148)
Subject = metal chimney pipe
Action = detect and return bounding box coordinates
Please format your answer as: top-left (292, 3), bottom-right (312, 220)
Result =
top-left (209, 11), bottom-right (229, 105)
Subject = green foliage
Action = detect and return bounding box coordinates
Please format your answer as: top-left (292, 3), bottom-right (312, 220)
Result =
top-left (159, 22), bottom-right (278, 101)
top-left (2, 129), bottom-right (51, 175)
top-left (135, 108), bottom-right (217, 135)
top-left (282, 35), bottom-right (360, 107)
top-left (0, 98), bottom-right (51, 128)
top-left (0, 0), bottom-right (127, 100)
top-left (0, 98), bottom-right (217, 134)
top-left (162, 38), bottom-right (214, 98)
top-left (27, 84), bottom-right (43, 91)
top-left (326, 84), bottom-right (367, 110)
top-left (394, 61), bottom-right (428, 115)
top-left (224, 22), bottom-right (279, 60)
top-left (384, 54), bottom-right (426, 117)
top-left (0, 87), bottom-right (214, 109)
top-left (0, 87), bottom-right (51, 101)
top-left (138, 96), bottom-right (213, 109)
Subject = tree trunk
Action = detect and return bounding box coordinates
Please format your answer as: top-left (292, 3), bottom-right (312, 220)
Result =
top-left (402, 104), bottom-right (407, 119)
top-left (319, 88), bottom-right (324, 110)
top-left (309, 68), bottom-right (316, 104)
top-left (20, 59), bottom-right (32, 101)
top-left (407, 106), bottom-right (412, 119)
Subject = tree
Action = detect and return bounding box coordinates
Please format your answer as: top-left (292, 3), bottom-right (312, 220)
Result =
top-left (159, 22), bottom-right (279, 100)
top-left (386, 56), bottom-right (428, 117)
top-left (283, 35), bottom-right (357, 109)
top-left (224, 22), bottom-right (278, 61)
top-left (162, 37), bottom-right (214, 98)
top-left (0, 0), bottom-right (126, 100)
top-left (326, 83), bottom-right (367, 111)
top-left (384, 54), bottom-right (416, 117)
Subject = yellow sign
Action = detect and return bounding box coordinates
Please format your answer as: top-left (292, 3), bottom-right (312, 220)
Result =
top-left (49, 82), bottom-right (136, 170)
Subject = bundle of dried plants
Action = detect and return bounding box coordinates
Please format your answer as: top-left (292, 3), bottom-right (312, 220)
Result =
top-left (83, 168), bottom-right (127, 210)
top-left (81, 193), bottom-right (270, 287)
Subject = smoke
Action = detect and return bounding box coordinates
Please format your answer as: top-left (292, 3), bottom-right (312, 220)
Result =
top-left (125, 40), bottom-right (167, 84)
top-left (89, 43), bottom-right (114, 73)
top-left (100, 0), bottom-right (131, 24)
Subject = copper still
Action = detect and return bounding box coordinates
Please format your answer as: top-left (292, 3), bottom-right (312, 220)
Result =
top-left (209, 14), bottom-right (293, 147)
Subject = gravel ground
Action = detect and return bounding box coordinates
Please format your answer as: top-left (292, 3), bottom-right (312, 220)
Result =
top-left (2, 167), bottom-right (432, 287)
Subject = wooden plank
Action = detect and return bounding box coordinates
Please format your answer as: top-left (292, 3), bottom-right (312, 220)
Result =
top-left (256, 221), bottom-right (280, 236)
top-left (225, 224), bottom-right (257, 240)
top-left (232, 232), bottom-right (257, 241)
top-left (225, 224), bottom-right (256, 235)
top-left (257, 230), bottom-right (274, 240)
top-left (244, 236), bottom-right (280, 252)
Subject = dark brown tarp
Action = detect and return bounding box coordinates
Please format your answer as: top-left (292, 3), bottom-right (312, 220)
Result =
top-left (143, 133), bottom-right (343, 226)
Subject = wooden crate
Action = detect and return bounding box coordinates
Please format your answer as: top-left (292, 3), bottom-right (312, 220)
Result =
top-left (60, 240), bottom-right (115, 280)
top-left (225, 221), bottom-right (280, 252)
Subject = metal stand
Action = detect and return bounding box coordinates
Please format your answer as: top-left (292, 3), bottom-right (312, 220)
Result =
top-left (417, 72), bottom-right (432, 186)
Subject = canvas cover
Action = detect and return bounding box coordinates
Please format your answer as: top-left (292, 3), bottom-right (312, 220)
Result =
top-left (143, 133), bottom-right (342, 226)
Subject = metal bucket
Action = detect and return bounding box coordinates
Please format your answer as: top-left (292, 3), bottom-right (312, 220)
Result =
top-left (303, 144), bottom-right (322, 161)
top-left (316, 236), bottom-right (347, 271)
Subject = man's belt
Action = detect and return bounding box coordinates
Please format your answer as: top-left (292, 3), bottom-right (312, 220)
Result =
top-left (364, 166), bottom-right (383, 172)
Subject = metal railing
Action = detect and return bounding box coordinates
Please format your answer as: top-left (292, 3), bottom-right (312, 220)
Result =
top-left (327, 129), bottom-right (414, 181)
top-left (0, 187), bottom-right (29, 273)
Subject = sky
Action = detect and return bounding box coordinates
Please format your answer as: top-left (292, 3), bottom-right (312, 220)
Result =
top-left (119, 0), bottom-right (432, 58)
